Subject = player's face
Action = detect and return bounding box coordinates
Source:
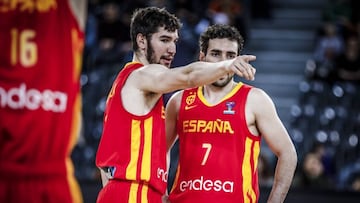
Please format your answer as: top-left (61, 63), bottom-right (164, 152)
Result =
top-left (147, 27), bottom-right (178, 67)
top-left (202, 38), bottom-right (239, 87)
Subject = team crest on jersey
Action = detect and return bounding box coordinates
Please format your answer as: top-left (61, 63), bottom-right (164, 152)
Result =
top-left (186, 92), bottom-right (196, 105)
top-left (223, 101), bottom-right (235, 114)
top-left (185, 91), bottom-right (197, 110)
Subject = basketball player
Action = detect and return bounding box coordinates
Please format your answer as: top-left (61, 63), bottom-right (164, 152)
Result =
top-left (0, 1), bottom-right (87, 202)
top-left (165, 24), bottom-right (297, 203)
top-left (95, 7), bottom-right (257, 203)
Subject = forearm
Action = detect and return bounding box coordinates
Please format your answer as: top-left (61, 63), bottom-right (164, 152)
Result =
top-left (182, 60), bottom-right (233, 87)
top-left (267, 151), bottom-right (297, 203)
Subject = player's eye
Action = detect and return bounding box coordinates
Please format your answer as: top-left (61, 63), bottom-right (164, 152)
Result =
top-left (210, 52), bottom-right (220, 57)
top-left (227, 54), bottom-right (236, 59)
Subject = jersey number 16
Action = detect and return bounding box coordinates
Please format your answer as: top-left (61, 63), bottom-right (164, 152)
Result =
top-left (11, 28), bottom-right (38, 67)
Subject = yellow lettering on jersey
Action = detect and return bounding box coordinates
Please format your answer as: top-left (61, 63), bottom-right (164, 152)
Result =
top-left (183, 119), bottom-right (234, 134)
top-left (196, 120), bottom-right (206, 132)
top-left (0, 0), bottom-right (56, 13)
top-left (36, 0), bottom-right (57, 12)
top-left (213, 120), bottom-right (222, 132)
top-left (19, 0), bottom-right (35, 12)
top-left (201, 120), bottom-right (213, 132)
top-left (10, 29), bottom-right (38, 67)
top-left (223, 121), bottom-right (233, 133)
top-left (0, 0), bottom-right (18, 12)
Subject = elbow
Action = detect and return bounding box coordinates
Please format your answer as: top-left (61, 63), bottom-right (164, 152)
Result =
top-left (278, 145), bottom-right (298, 167)
top-left (288, 147), bottom-right (298, 167)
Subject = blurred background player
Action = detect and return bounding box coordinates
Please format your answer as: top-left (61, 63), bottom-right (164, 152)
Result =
top-left (0, 1), bottom-right (87, 202)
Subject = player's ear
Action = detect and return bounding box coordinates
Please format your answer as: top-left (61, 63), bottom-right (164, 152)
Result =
top-left (199, 51), bottom-right (205, 61)
top-left (136, 33), bottom-right (147, 50)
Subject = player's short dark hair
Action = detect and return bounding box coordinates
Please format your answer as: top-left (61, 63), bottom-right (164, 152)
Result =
top-left (199, 24), bottom-right (244, 55)
top-left (130, 7), bottom-right (182, 51)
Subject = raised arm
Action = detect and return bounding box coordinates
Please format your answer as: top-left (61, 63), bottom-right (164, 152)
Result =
top-left (132, 55), bottom-right (256, 94)
top-left (248, 88), bottom-right (297, 203)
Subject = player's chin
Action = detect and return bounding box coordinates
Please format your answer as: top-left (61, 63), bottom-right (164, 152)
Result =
top-left (212, 81), bottom-right (226, 87)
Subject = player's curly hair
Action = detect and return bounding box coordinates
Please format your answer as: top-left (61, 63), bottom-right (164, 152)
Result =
top-left (199, 24), bottom-right (244, 55)
top-left (130, 7), bottom-right (182, 51)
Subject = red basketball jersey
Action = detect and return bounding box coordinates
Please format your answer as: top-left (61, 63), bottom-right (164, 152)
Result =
top-left (96, 62), bottom-right (168, 194)
top-left (169, 83), bottom-right (261, 203)
top-left (0, 0), bottom-right (84, 177)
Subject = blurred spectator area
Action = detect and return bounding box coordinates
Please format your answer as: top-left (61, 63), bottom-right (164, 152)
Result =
top-left (292, 0), bottom-right (360, 192)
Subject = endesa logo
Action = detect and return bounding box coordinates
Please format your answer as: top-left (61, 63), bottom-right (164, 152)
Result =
top-left (180, 176), bottom-right (234, 193)
top-left (0, 83), bottom-right (68, 112)
top-left (157, 167), bottom-right (168, 183)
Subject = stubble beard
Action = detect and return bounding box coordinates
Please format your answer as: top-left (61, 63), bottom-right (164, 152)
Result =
top-left (146, 41), bottom-right (172, 67)
top-left (212, 74), bottom-right (233, 87)
top-left (147, 42), bottom-right (157, 64)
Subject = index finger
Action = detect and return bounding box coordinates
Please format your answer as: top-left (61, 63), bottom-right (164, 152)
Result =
top-left (240, 55), bottom-right (256, 63)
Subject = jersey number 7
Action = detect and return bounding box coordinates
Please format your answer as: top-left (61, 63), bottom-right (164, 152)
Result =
top-left (201, 143), bottom-right (212, 165)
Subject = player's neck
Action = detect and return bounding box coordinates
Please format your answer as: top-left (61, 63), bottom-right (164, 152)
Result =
top-left (133, 52), bottom-right (149, 65)
top-left (202, 81), bottom-right (237, 105)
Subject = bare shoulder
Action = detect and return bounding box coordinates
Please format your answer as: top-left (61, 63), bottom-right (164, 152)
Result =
top-left (247, 87), bottom-right (276, 111)
top-left (134, 63), bottom-right (168, 75)
top-left (128, 64), bottom-right (167, 88)
top-left (169, 90), bottom-right (184, 101)
top-left (248, 87), bottom-right (270, 100)
top-left (131, 64), bottom-right (184, 94)
top-left (167, 90), bottom-right (184, 107)
top-left (121, 65), bottom-right (168, 115)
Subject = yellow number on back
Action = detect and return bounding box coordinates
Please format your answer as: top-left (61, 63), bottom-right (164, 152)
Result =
top-left (11, 28), bottom-right (38, 67)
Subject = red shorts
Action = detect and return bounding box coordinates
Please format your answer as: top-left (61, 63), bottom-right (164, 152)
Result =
top-left (96, 180), bottom-right (163, 203)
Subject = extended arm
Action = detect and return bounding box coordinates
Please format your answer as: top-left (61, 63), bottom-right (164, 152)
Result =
top-left (248, 88), bottom-right (297, 203)
top-left (132, 55), bottom-right (256, 94)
